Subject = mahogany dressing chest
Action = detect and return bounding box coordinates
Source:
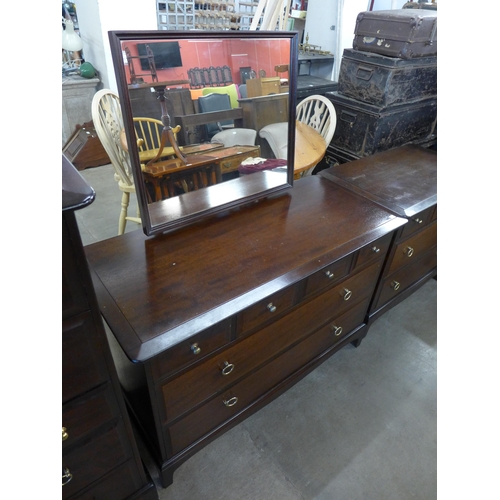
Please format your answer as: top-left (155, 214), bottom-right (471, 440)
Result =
top-left (84, 172), bottom-right (410, 487)
top-left (62, 156), bottom-right (158, 499)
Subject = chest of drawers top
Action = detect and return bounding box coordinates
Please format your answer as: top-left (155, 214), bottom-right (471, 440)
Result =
top-left (319, 145), bottom-right (437, 219)
top-left (85, 176), bottom-right (405, 363)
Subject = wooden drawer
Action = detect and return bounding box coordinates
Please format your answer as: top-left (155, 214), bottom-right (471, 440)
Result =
top-left (62, 420), bottom-right (133, 499)
top-left (159, 262), bottom-right (381, 424)
top-left (386, 221), bottom-right (436, 276)
top-left (166, 298), bottom-right (369, 455)
top-left (374, 245), bottom-right (437, 311)
top-left (354, 232), bottom-right (393, 270)
top-left (62, 383), bottom-right (120, 452)
top-left (237, 284), bottom-right (297, 336)
top-left (69, 458), bottom-right (147, 500)
top-left (304, 254), bottom-right (352, 298)
top-left (62, 312), bottom-right (109, 403)
top-left (399, 205), bottom-right (435, 239)
top-left (150, 319), bottom-right (232, 382)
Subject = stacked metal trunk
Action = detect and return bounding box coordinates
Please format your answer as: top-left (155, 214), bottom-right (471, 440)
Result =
top-left (324, 9), bottom-right (437, 164)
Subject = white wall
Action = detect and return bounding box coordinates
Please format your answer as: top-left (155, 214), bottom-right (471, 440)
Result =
top-left (372, 0), bottom-right (407, 10)
top-left (76, 0), bottom-right (157, 91)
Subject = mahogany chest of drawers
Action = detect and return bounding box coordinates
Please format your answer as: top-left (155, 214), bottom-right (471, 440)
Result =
top-left (319, 145), bottom-right (437, 323)
top-left (85, 175), bottom-right (406, 487)
top-left (62, 156), bottom-right (158, 499)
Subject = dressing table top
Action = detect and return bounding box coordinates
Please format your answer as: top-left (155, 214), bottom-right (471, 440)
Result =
top-left (85, 175), bottom-right (405, 362)
top-left (319, 145), bottom-right (437, 218)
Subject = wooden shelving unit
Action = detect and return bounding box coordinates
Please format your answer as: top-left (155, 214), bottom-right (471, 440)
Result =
top-left (156, 0), bottom-right (267, 30)
top-left (157, 0), bottom-right (195, 30)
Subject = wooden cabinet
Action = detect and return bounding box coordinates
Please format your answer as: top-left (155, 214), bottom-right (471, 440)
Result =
top-left (62, 156), bottom-right (158, 500)
top-left (246, 76), bottom-right (282, 97)
top-left (85, 175), bottom-right (407, 487)
top-left (239, 93), bottom-right (289, 156)
top-left (319, 145), bottom-right (437, 322)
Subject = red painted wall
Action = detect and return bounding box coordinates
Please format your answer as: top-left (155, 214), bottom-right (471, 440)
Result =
top-left (122, 37), bottom-right (291, 87)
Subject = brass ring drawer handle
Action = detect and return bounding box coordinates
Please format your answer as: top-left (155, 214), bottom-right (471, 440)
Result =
top-left (223, 396), bottom-right (238, 407)
top-left (221, 361), bottom-right (235, 376)
top-left (392, 281), bottom-right (400, 291)
top-left (190, 343), bottom-right (201, 355)
top-left (62, 427), bottom-right (68, 442)
top-left (331, 325), bottom-right (343, 337)
top-left (267, 303), bottom-right (277, 313)
top-left (325, 270), bottom-right (335, 279)
top-left (342, 288), bottom-right (352, 301)
top-left (405, 246), bottom-right (414, 257)
top-left (62, 467), bottom-right (73, 486)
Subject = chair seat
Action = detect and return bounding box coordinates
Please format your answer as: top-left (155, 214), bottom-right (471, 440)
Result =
top-left (211, 128), bottom-right (257, 147)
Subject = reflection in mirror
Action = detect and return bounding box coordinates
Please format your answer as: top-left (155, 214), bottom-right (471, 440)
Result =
top-left (109, 31), bottom-right (298, 236)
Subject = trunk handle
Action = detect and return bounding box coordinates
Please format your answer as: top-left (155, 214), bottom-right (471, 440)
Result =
top-left (427, 19), bottom-right (437, 46)
top-left (340, 110), bottom-right (357, 125)
top-left (355, 65), bottom-right (374, 81)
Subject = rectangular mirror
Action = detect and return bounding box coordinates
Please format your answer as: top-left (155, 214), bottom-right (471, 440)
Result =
top-left (109, 30), bottom-right (298, 236)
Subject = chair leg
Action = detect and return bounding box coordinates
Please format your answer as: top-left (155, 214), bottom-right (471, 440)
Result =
top-left (119, 191), bottom-right (130, 235)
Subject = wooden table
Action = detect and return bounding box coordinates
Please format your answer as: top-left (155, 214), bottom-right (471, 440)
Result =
top-left (142, 145), bottom-right (261, 202)
top-left (294, 121), bottom-right (327, 179)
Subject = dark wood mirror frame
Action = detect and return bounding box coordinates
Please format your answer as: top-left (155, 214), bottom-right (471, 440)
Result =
top-left (109, 30), bottom-right (298, 236)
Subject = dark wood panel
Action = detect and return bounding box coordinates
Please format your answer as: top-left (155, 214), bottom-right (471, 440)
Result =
top-left (319, 145), bottom-right (437, 218)
top-left (62, 312), bottom-right (109, 403)
top-left (399, 205), bottom-right (434, 239)
top-left (149, 319), bottom-right (233, 382)
top-left (237, 283), bottom-right (297, 336)
top-left (374, 246), bottom-right (437, 311)
top-left (70, 459), bottom-right (157, 500)
top-left (387, 221), bottom-right (437, 276)
top-left (354, 232), bottom-right (394, 270)
top-left (62, 383), bottom-right (120, 451)
top-left (62, 421), bottom-right (133, 499)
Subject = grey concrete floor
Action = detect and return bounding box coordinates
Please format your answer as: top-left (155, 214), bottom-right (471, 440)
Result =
top-left (76, 164), bottom-right (437, 500)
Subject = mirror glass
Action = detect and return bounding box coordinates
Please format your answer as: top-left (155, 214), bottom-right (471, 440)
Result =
top-left (109, 30), bottom-right (298, 236)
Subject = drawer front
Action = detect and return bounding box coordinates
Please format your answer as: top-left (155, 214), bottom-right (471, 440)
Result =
top-left (237, 284), bottom-right (297, 336)
top-left (62, 421), bottom-right (133, 499)
top-left (167, 299), bottom-right (369, 455)
top-left (70, 459), bottom-right (146, 500)
top-left (399, 205), bottom-right (435, 239)
top-left (387, 221), bottom-right (436, 276)
top-left (150, 319), bottom-right (232, 382)
top-left (374, 246), bottom-right (437, 311)
top-left (62, 312), bottom-right (109, 404)
top-left (304, 254), bottom-right (352, 298)
top-left (354, 232), bottom-right (393, 270)
top-left (62, 383), bottom-right (120, 452)
top-left (160, 262), bottom-right (382, 424)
